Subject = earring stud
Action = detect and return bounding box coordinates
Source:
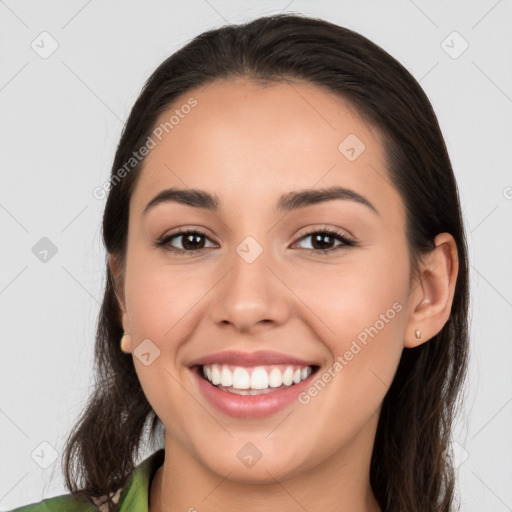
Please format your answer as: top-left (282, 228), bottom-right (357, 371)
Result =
top-left (415, 329), bottom-right (421, 340)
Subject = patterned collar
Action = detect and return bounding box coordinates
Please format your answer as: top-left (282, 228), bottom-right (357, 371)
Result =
top-left (92, 448), bottom-right (165, 512)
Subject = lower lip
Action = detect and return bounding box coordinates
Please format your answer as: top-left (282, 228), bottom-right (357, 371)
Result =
top-left (191, 366), bottom-right (318, 419)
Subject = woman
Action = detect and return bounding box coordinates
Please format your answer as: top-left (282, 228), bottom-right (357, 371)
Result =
top-left (9, 13), bottom-right (469, 512)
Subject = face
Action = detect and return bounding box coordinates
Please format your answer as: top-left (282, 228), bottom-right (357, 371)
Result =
top-left (115, 78), bottom-right (415, 484)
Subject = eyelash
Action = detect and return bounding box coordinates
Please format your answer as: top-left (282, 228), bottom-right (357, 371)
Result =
top-left (154, 227), bottom-right (355, 255)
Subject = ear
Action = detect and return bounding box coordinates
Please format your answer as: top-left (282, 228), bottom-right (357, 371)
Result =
top-left (404, 233), bottom-right (459, 348)
top-left (108, 253), bottom-right (132, 352)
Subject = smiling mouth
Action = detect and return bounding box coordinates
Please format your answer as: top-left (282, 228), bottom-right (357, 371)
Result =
top-left (193, 364), bottom-right (321, 395)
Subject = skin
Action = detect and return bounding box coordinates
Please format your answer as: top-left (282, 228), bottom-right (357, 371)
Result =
top-left (110, 78), bottom-right (459, 511)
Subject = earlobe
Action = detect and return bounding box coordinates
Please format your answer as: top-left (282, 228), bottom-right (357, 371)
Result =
top-left (120, 330), bottom-right (133, 353)
top-left (404, 233), bottom-right (459, 348)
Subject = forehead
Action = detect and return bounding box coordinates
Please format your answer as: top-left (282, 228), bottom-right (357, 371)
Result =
top-left (130, 78), bottom-right (402, 221)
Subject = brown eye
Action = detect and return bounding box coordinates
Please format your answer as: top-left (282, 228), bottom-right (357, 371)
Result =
top-left (156, 230), bottom-right (217, 254)
top-left (293, 228), bottom-right (355, 254)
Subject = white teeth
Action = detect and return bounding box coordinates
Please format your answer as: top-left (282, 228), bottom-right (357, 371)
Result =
top-left (282, 366), bottom-right (294, 386)
top-left (301, 367), bottom-right (311, 380)
top-left (220, 366), bottom-right (232, 387)
top-left (250, 367), bottom-right (268, 389)
top-left (211, 365), bottom-right (221, 385)
top-left (268, 368), bottom-right (283, 388)
top-left (232, 367), bottom-right (250, 389)
top-left (201, 363), bottom-right (314, 391)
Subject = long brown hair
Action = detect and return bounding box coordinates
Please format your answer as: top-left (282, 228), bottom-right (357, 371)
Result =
top-left (63, 13), bottom-right (470, 511)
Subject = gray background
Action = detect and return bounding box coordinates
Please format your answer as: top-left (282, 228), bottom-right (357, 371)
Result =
top-left (1, 0), bottom-right (511, 510)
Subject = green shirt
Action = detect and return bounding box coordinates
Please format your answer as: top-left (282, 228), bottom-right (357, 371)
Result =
top-left (6, 449), bottom-right (165, 512)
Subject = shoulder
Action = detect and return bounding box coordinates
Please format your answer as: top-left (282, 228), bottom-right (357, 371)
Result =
top-left (5, 488), bottom-right (123, 512)
top-left (5, 449), bottom-right (164, 512)
top-left (3, 492), bottom-right (103, 512)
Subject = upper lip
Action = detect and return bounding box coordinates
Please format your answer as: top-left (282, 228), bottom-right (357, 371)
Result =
top-left (188, 350), bottom-right (319, 368)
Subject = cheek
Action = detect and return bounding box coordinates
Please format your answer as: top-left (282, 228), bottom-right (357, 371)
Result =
top-left (123, 252), bottom-right (201, 436)
top-left (290, 248), bottom-right (410, 349)
top-left (124, 250), bottom-right (205, 339)
top-left (292, 248), bottom-right (409, 421)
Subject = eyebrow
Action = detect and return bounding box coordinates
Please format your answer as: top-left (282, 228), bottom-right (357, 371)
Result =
top-left (142, 185), bottom-right (379, 217)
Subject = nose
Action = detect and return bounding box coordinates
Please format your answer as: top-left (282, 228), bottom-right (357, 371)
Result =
top-left (208, 247), bottom-right (292, 334)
